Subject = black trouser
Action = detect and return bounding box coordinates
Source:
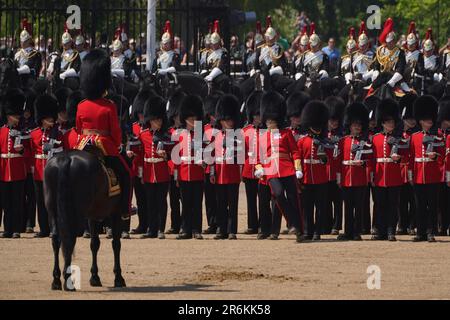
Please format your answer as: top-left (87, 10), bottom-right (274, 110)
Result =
top-left (179, 181), bottom-right (204, 235)
top-left (244, 178), bottom-right (259, 231)
top-left (342, 186), bottom-right (366, 237)
top-left (134, 177), bottom-right (148, 231)
top-left (0, 181), bottom-right (25, 234)
top-left (399, 183), bottom-right (416, 231)
top-left (258, 183), bottom-right (272, 235)
top-left (326, 181), bottom-right (343, 232)
top-left (302, 183), bottom-right (328, 236)
top-left (438, 183), bottom-right (450, 233)
top-left (204, 175), bottom-right (217, 230)
top-left (34, 180), bottom-right (50, 235)
top-left (23, 173), bottom-right (36, 230)
top-left (362, 185), bottom-right (373, 233)
top-left (169, 177), bottom-right (181, 232)
top-left (414, 183), bottom-right (439, 237)
top-left (373, 186), bottom-right (401, 237)
top-left (145, 182), bottom-right (169, 234)
top-left (268, 176), bottom-right (302, 233)
top-left (105, 156), bottom-right (131, 217)
top-left (216, 184), bottom-right (240, 235)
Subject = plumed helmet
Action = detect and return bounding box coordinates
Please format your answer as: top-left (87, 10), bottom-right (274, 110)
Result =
top-left (358, 21), bottom-right (369, 47)
top-left (80, 49), bottom-right (112, 100)
top-left (210, 20), bottom-right (222, 45)
top-left (406, 21), bottom-right (418, 46)
top-left (161, 20), bottom-right (173, 45)
top-left (254, 21), bottom-right (264, 46)
top-left (61, 23), bottom-right (72, 45)
top-left (346, 27), bottom-right (356, 50)
top-left (20, 19), bottom-right (32, 43)
top-left (309, 22), bottom-right (320, 47)
top-left (264, 16), bottom-right (277, 41)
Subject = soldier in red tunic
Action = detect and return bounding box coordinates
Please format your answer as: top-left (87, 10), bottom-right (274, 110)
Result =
top-left (30, 94), bottom-right (63, 238)
top-left (209, 94), bottom-right (242, 240)
top-left (337, 103), bottom-right (372, 241)
top-left (255, 91), bottom-right (303, 242)
top-left (298, 101), bottom-right (330, 241)
top-left (172, 95), bottom-right (205, 240)
top-left (140, 96), bottom-right (172, 240)
top-left (372, 99), bottom-right (407, 241)
top-left (0, 89), bottom-right (28, 238)
top-left (409, 95), bottom-right (445, 242)
top-left (437, 97), bottom-right (450, 236)
top-left (77, 49), bottom-right (132, 221)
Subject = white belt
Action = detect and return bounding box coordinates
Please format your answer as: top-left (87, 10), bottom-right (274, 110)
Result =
top-left (216, 157), bottom-right (234, 164)
top-left (342, 160), bottom-right (363, 166)
top-left (144, 157), bottom-right (164, 163)
top-left (0, 153), bottom-right (23, 159)
top-left (180, 156), bottom-right (193, 162)
top-left (304, 159), bottom-right (322, 164)
top-left (415, 157), bottom-right (434, 163)
top-left (35, 154), bottom-right (48, 160)
top-left (376, 158), bottom-right (395, 163)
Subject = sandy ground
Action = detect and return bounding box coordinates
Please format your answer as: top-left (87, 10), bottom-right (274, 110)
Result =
top-left (1, 186), bottom-right (450, 300)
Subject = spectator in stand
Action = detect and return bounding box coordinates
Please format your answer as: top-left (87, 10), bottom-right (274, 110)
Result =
top-left (295, 11), bottom-right (311, 32)
top-left (322, 38), bottom-right (341, 77)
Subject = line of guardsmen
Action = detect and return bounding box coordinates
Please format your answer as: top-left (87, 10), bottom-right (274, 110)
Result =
top-left (2, 17), bottom-right (450, 242)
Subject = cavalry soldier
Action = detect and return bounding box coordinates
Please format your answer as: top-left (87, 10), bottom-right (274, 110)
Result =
top-left (242, 21), bottom-right (264, 78)
top-left (152, 21), bottom-right (180, 78)
top-left (295, 23), bottom-right (329, 82)
top-left (210, 95), bottom-right (242, 240)
top-left (403, 22), bottom-right (424, 93)
top-left (408, 95), bottom-right (445, 242)
top-left (298, 101), bottom-right (330, 241)
top-left (292, 25), bottom-right (310, 80)
top-left (110, 27), bottom-right (132, 80)
top-left (255, 91), bottom-right (303, 242)
top-left (337, 103), bottom-right (372, 241)
top-left (48, 24), bottom-right (81, 83)
top-left (339, 27), bottom-right (358, 84)
top-left (74, 29), bottom-right (88, 61)
top-left (254, 16), bottom-right (287, 90)
top-left (30, 94), bottom-right (63, 238)
top-left (422, 28), bottom-right (443, 90)
top-left (440, 40), bottom-right (450, 77)
top-left (202, 20), bottom-right (229, 88)
top-left (0, 89), bottom-right (28, 238)
top-left (14, 19), bottom-right (42, 85)
top-left (198, 23), bottom-right (212, 74)
top-left (371, 18), bottom-right (408, 96)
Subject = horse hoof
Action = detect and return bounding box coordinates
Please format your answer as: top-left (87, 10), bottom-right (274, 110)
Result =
top-left (51, 279), bottom-right (62, 291)
top-left (90, 276), bottom-right (103, 287)
top-left (114, 277), bottom-right (126, 288)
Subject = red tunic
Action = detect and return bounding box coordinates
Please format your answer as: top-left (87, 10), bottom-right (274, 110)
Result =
top-left (446, 134), bottom-right (450, 183)
top-left (167, 127), bottom-right (177, 176)
top-left (212, 129), bottom-right (242, 185)
top-left (297, 134), bottom-right (330, 185)
top-left (139, 129), bottom-right (170, 184)
top-left (172, 129), bottom-right (205, 182)
top-left (242, 124), bottom-right (259, 179)
top-left (129, 122), bottom-right (144, 178)
top-left (62, 128), bottom-right (79, 150)
top-left (371, 133), bottom-right (406, 187)
top-left (76, 98), bottom-right (122, 156)
top-left (338, 135), bottom-right (372, 187)
top-left (0, 126), bottom-right (28, 182)
top-left (259, 129), bottom-right (299, 180)
top-left (30, 128), bottom-right (64, 181)
top-left (409, 131), bottom-right (445, 185)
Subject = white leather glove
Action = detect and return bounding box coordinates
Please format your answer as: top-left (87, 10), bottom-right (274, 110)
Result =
top-left (296, 170), bottom-right (304, 180)
top-left (60, 68), bottom-right (78, 80)
top-left (387, 72), bottom-right (403, 88)
top-left (158, 69), bottom-right (168, 75)
top-left (111, 69), bottom-right (125, 78)
top-left (205, 67), bottom-right (223, 82)
top-left (254, 167), bottom-right (264, 179)
top-left (269, 66), bottom-right (283, 76)
top-left (372, 70), bottom-right (380, 81)
top-left (345, 72), bottom-right (353, 84)
top-left (295, 72), bottom-right (303, 81)
top-left (319, 70), bottom-right (329, 79)
top-left (362, 70), bottom-right (373, 81)
top-left (434, 73), bottom-right (443, 82)
top-left (200, 69), bottom-right (208, 76)
top-left (250, 69), bottom-right (256, 77)
top-left (17, 65), bottom-right (31, 75)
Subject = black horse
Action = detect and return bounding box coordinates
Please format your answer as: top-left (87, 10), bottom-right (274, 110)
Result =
top-left (0, 57), bottom-right (49, 94)
top-left (44, 148), bottom-right (126, 291)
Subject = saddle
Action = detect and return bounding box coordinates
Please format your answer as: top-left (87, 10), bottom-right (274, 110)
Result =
top-left (76, 140), bottom-right (121, 197)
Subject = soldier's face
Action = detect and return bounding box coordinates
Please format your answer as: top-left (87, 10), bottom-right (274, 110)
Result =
top-left (186, 116), bottom-right (197, 130)
top-left (407, 43), bottom-right (417, 51)
top-left (419, 119), bottom-right (433, 131)
top-left (404, 118), bottom-right (416, 129)
top-left (359, 43), bottom-right (368, 52)
top-left (290, 116), bottom-right (301, 128)
top-left (382, 119), bottom-right (395, 133)
top-left (350, 123), bottom-right (362, 135)
top-left (162, 42), bottom-right (172, 51)
top-left (266, 119), bottom-right (278, 129)
top-left (23, 110), bottom-right (31, 119)
top-left (220, 119), bottom-right (234, 129)
top-left (252, 115), bottom-right (261, 127)
top-left (386, 40), bottom-right (396, 50)
top-left (424, 50), bottom-right (433, 57)
top-left (42, 118), bottom-right (55, 128)
top-left (58, 111), bottom-right (68, 123)
top-left (328, 119), bottom-right (339, 130)
top-left (150, 118), bottom-right (163, 131)
top-left (7, 115), bottom-right (20, 126)
top-left (21, 39), bottom-right (31, 49)
top-left (63, 42), bottom-right (71, 51)
top-left (212, 43), bottom-right (220, 50)
top-left (76, 44), bottom-right (84, 51)
top-left (441, 120), bottom-right (450, 131)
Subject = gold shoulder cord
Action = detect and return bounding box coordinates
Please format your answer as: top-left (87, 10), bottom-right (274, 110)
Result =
top-left (376, 46), bottom-right (399, 73)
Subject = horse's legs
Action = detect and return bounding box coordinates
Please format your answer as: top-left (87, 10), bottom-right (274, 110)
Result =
top-left (112, 213), bottom-right (126, 288)
top-left (89, 219), bottom-right (102, 287)
top-left (61, 236), bottom-right (77, 291)
top-left (51, 230), bottom-right (62, 290)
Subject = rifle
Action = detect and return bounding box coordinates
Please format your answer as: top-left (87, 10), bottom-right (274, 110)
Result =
top-left (313, 137), bottom-right (336, 164)
top-left (422, 134), bottom-right (445, 156)
top-left (387, 136), bottom-right (410, 158)
top-left (351, 140), bottom-right (373, 161)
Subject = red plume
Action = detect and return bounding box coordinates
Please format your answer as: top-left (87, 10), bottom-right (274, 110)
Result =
top-left (309, 22), bottom-right (316, 36)
top-left (425, 27), bottom-right (433, 41)
top-left (164, 20), bottom-right (172, 37)
top-left (64, 22), bottom-right (69, 33)
top-left (301, 25), bottom-right (308, 36)
top-left (213, 20), bottom-right (220, 34)
top-left (256, 21), bottom-right (262, 34)
top-left (114, 26), bottom-right (121, 40)
top-left (407, 21), bottom-right (416, 35)
top-left (266, 16), bottom-right (272, 28)
top-left (349, 27), bottom-right (355, 39)
top-left (379, 18), bottom-right (394, 44)
top-left (359, 21), bottom-right (367, 36)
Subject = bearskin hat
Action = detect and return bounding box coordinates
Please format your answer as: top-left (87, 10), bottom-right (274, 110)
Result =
top-left (34, 94), bottom-right (59, 124)
top-left (376, 98), bottom-right (400, 128)
top-left (204, 92), bottom-right (223, 121)
top-left (414, 95), bottom-right (438, 123)
top-left (437, 96), bottom-right (450, 124)
top-left (399, 93), bottom-right (418, 120)
top-left (144, 95), bottom-right (168, 129)
top-left (2, 88), bottom-right (26, 117)
top-left (260, 91), bottom-right (286, 127)
top-left (364, 96), bottom-right (381, 121)
top-left (66, 91), bottom-right (85, 127)
top-left (131, 88), bottom-right (155, 122)
top-left (167, 90), bottom-right (187, 125)
top-left (325, 96), bottom-right (345, 123)
top-left (80, 49), bottom-right (112, 100)
top-left (215, 94), bottom-right (241, 128)
top-left (179, 94), bottom-right (203, 127)
top-left (54, 87), bottom-right (73, 113)
top-left (344, 102), bottom-right (369, 131)
top-left (245, 90), bottom-right (263, 123)
top-left (301, 100), bottom-right (329, 132)
top-left (287, 91), bottom-right (311, 119)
